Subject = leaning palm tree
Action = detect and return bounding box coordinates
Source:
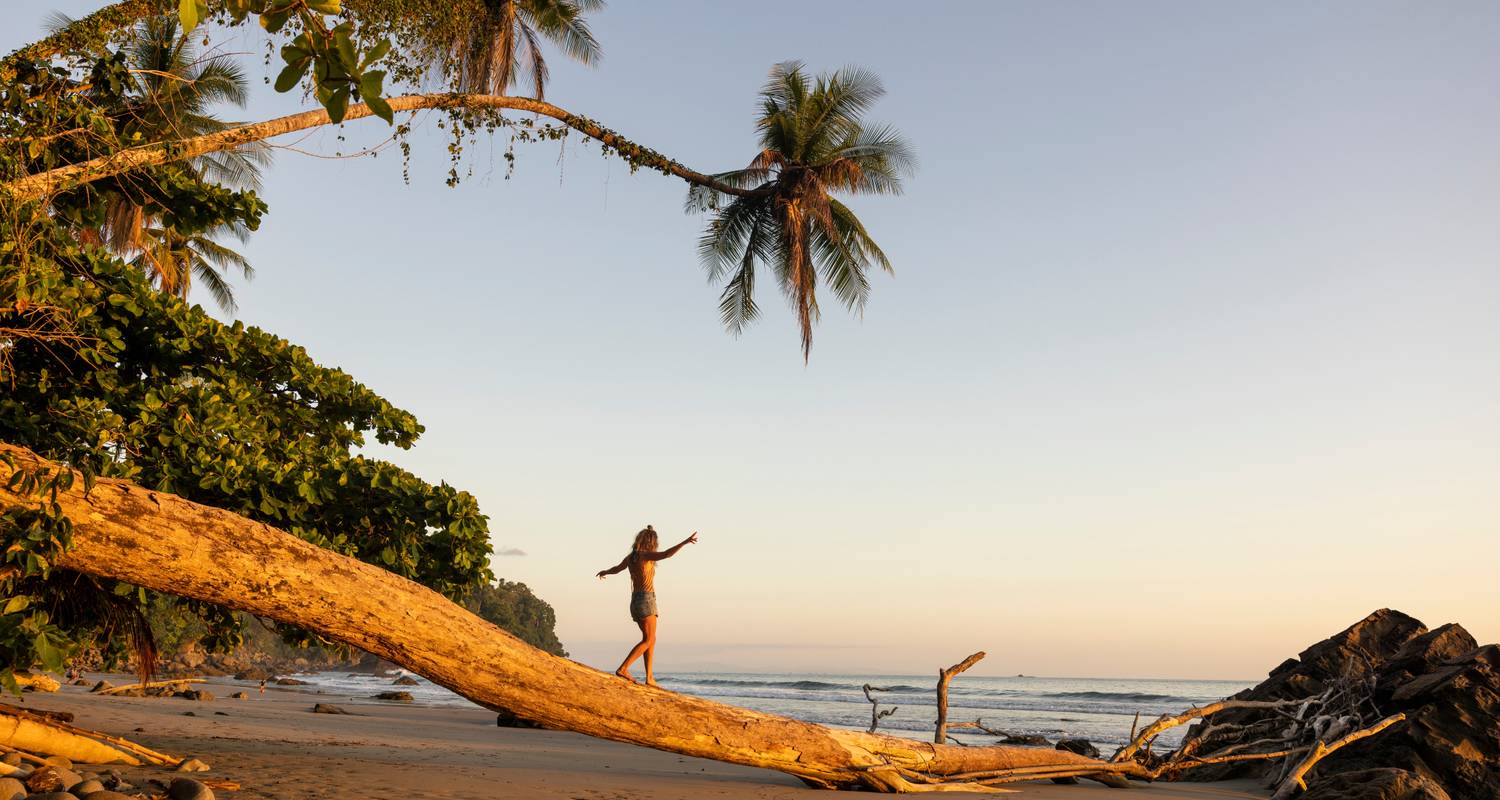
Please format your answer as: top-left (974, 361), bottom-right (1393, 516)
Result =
top-left (52, 13), bottom-right (268, 311)
top-left (428, 0), bottom-right (604, 99)
top-left (688, 62), bottom-right (916, 361)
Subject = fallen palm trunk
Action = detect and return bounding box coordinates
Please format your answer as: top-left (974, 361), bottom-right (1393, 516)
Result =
top-left (0, 705), bottom-right (180, 766)
top-left (0, 443), bottom-right (1119, 792)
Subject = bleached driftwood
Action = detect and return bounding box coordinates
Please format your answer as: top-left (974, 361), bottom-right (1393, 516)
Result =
top-left (1269, 714), bottom-right (1405, 800)
top-left (0, 705), bottom-right (180, 766)
top-left (98, 678), bottom-right (205, 696)
top-left (862, 684), bottom-right (898, 734)
top-left (0, 713), bottom-right (142, 765)
top-left (934, 652), bottom-right (985, 744)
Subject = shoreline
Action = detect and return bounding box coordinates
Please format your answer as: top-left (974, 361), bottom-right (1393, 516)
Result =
top-left (9, 675), bottom-right (1269, 799)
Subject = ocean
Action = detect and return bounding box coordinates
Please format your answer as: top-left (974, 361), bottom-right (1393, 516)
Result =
top-left (271, 670), bottom-right (1252, 749)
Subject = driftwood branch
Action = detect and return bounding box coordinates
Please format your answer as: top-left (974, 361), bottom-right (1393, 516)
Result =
top-left (1269, 714), bottom-right (1406, 800)
top-left (862, 684), bottom-right (898, 734)
top-left (1111, 699), bottom-right (1306, 763)
top-left (934, 651), bottom-right (985, 744)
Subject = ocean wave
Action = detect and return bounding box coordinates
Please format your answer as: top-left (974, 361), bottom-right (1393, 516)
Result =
top-left (1042, 690), bottom-right (1186, 702)
top-left (685, 678), bottom-right (848, 691)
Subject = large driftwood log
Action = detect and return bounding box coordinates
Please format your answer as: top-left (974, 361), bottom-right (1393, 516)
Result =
top-left (0, 443), bottom-right (1118, 792)
top-left (0, 713), bottom-right (141, 765)
top-left (0, 705), bottom-right (181, 766)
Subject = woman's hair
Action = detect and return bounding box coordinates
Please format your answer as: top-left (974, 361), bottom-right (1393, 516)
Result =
top-left (632, 525), bottom-right (658, 554)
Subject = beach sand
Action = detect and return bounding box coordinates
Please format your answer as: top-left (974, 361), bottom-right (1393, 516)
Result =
top-left (10, 676), bottom-right (1268, 799)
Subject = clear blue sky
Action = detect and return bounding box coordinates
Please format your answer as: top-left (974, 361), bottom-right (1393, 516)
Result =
top-left (7, 2), bottom-right (1498, 678)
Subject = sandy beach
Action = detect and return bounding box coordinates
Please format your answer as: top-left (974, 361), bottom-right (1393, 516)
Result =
top-left (5, 675), bottom-right (1269, 800)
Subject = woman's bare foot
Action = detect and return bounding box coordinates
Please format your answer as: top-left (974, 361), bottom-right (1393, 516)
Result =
top-left (645, 677), bottom-right (661, 688)
top-left (615, 668), bottom-right (636, 683)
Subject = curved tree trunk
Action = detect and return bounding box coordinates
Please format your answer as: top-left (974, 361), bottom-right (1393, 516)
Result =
top-left (0, 442), bottom-right (1121, 792)
top-left (2, 93), bottom-right (766, 203)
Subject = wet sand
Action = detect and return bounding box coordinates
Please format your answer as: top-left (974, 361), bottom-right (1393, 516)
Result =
top-left (9, 676), bottom-right (1268, 799)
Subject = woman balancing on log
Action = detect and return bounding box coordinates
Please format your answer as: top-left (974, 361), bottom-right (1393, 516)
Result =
top-left (596, 525), bottom-right (698, 687)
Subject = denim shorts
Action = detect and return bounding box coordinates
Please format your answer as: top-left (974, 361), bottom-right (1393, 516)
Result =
top-left (630, 591), bottom-right (658, 621)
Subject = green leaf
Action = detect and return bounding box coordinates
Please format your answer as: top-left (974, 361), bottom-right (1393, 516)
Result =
top-left (332, 23), bottom-right (357, 71)
top-left (274, 58), bottom-right (311, 93)
top-left (307, 0), bottom-right (342, 12)
top-left (366, 94), bottom-right (394, 125)
top-left (2, 597), bottom-right (28, 615)
top-left (327, 86), bottom-right (350, 124)
top-left (360, 39), bottom-right (392, 69)
top-left (34, 632), bottom-right (63, 672)
top-left (358, 70), bottom-right (385, 99)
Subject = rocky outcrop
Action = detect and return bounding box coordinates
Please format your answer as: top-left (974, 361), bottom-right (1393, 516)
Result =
top-left (1185, 609), bottom-right (1498, 799)
top-left (1302, 768), bottom-right (1452, 800)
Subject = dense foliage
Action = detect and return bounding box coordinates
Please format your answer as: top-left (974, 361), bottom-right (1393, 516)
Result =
top-left (466, 579), bottom-right (567, 656)
top-left (0, 204), bottom-right (493, 686)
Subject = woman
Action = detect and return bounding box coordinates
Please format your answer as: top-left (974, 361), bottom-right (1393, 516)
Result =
top-left (596, 524), bottom-right (698, 686)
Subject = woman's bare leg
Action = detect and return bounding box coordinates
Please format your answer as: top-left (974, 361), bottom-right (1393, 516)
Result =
top-left (615, 618), bottom-right (653, 682)
top-left (642, 615), bottom-right (659, 687)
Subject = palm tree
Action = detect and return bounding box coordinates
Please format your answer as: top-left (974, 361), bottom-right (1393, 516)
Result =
top-left (130, 220), bottom-right (256, 314)
top-left (53, 13), bottom-right (267, 312)
top-left (435, 0), bottom-right (604, 99)
top-left (688, 62), bottom-right (916, 361)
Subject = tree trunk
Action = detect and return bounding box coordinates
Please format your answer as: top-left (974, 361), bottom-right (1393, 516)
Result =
top-left (0, 442), bottom-right (1113, 792)
top-left (2, 93), bottom-right (768, 203)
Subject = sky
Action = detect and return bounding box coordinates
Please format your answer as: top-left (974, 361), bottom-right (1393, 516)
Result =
top-left (6, 2), bottom-right (1499, 679)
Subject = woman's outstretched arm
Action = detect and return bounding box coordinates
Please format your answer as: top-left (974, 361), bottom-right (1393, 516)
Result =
top-left (645, 532), bottom-right (699, 561)
top-left (596, 555), bottom-right (630, 579)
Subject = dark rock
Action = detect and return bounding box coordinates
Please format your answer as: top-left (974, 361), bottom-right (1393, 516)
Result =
top-left (70, 779), bottom-right (104, 796)
top-left (167, 777), bottom-right (214, 800)
top-left (24, 793), bottom-right (79, 800)
top-left (25, 766), bottom-right (80, 793)
top-left (0, 776), bottom-right (23, 800)
top-left (998, 734), bottom-right (1050, 746)
top-left (273, 678), bottom-right (308, 686)
top-left (373, 691), bottom-right (413, 703)
top-left (1301, 768), bottom-right (1452, 800)
top-left (70, 678), bottom-right (89, 686)
top-left (233, 668), bottom-right (270, 681)
top-left (0, 753), bottom-right (20, 767)
top-left (1182, 610), bottom-right (1500, 799)
top-left (213, 711), bottom-right (228, 716)
top-left (495, 710), bottom-right (543, 729)
top-left (1055, 738), bottom-right (1100, 758)
top-left (392, 676), bottom-right (419, 686)
top-left (174, 689), bottom-right (214, 702)
top-left (229, 691), bottom-right (249, 700)
top-left (173, 758), bottom-right (209, 773)
top-left (81, 792), bottom-right (138, 800)
top-left (312, 703), bottom-right (349, 714)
